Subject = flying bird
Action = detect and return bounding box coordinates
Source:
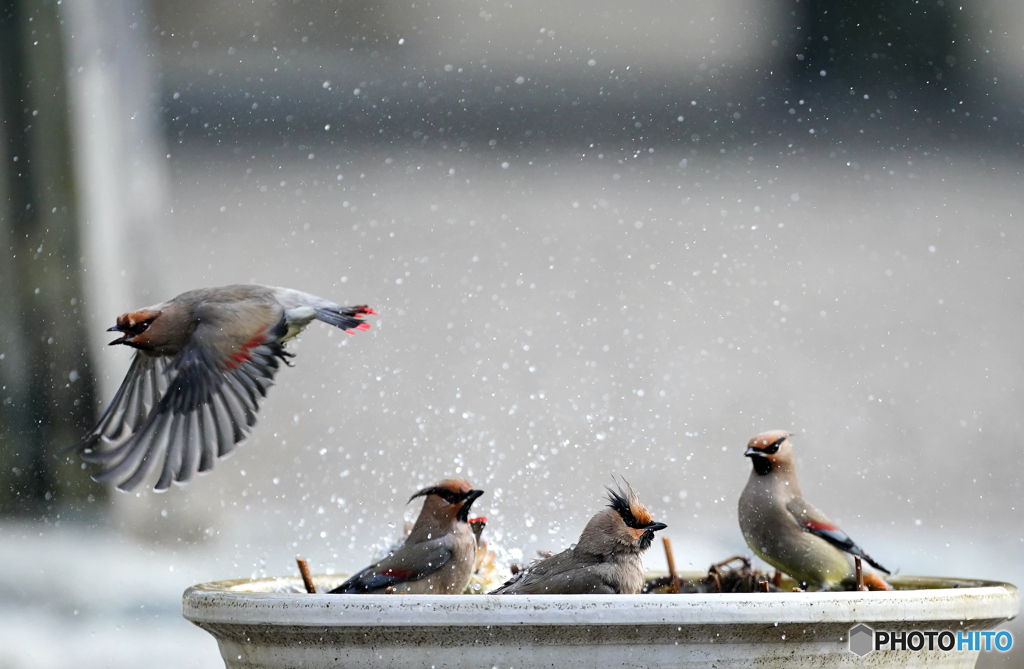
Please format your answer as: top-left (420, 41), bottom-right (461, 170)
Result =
top-left (330, 479), bottom-right (484, 594)
top-left (490, 480), bottom-right (667, 595)
top-left (738, 430), bottom-right (891, 590)
top-left (74, 284), bottom-right (375, 492)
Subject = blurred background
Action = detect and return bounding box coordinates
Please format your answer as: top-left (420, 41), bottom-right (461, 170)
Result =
top-left (1, 0), bottom-right (1023, 666)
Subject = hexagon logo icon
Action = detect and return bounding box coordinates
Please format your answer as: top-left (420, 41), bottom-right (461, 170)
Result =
top-left (849, 624), bottom-right (875, 657)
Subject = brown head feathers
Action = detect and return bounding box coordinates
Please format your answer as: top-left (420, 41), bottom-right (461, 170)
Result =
top-left (408, 478), bottom-right (477, 504)
top-left (744, 430), bottom-right (796, 476)
top-left (108, 308), bottom-right (161, 346)
top-left (407, 478), bottom-right (485, 527)
top-left (746, 430), bottom-right (791, 453)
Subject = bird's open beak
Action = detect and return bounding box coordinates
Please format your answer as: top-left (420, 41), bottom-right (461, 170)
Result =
top-left (457, 490), bottom-right (485, 523)
top-left (647, 522), bottom-right (668, 532)
top-left (107, 325), bottom-right (130, 346)
top-left (744, 447), bottom-right (763, 458)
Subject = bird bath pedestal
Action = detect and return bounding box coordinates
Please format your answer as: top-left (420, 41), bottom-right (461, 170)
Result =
top-left (183, 573), bottom-right (1018, 668)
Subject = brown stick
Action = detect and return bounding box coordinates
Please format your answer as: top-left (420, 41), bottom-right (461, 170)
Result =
top-left (771, 570), bottom-right (782, 588)
top-left (296, 556), bottom-right (316, 594)
top-left (709, 570), bottom-right (722, 593)
top-left (662, 537), bottom-right (681, 594)
top-left (854, 556), bottom-right (867, 591)
top-left (759, 580), bottom-right (770, 593)
top-left (711, 555), bottom-right (750, 572)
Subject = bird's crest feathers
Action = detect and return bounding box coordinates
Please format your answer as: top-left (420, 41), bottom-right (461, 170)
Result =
top-left (605, 478), bottom-right (653, 528)
top-left (408, 478), bottom-right (475, 505)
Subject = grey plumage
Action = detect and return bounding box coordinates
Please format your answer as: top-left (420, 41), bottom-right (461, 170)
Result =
top-left (491, 481), bottom-right (666, 595)
top-left (738, 430), bottom-right (890, 590)
top-left (331, 479), bottom-right (484, 595)
top-left (74, 284), bottom-right (374, 492)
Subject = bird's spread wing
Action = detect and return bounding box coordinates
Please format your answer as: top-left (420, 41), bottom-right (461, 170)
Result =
top-left (76, 353), bottom-right (171, 453)
top-left (329, 540), bottom-right (454, 594)
top-left (79, 300), bottom-right (288, 492)
top-left (786, 497), bottom-right (890, 574)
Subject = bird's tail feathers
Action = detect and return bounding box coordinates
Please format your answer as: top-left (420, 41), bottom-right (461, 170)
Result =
top-left (314, 304), bottom-right (376, 333)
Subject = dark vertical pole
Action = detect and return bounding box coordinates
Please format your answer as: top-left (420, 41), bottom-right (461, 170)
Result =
top-left (0, 0), bottom-right (105, 515)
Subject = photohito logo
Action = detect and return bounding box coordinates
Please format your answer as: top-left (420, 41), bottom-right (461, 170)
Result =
top-left (848, 624), bottom-right (1013, 656)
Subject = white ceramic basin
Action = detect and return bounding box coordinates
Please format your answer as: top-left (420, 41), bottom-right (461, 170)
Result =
top-left (183, 573), bottom-right (1018, 668)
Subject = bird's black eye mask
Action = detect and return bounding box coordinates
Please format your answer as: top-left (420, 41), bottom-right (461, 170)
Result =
top-left (113, 318), bottom-right (154, 335)
top-left (746, 436), bottom-right (785, 475)
top-left (762, 437), bottom-right (785, 455)
top-left (130, 318), bottom-right (156, 335)
top-left (409, 486), bottom-right (484, 522)
top-left (108, 317), bottom-right (156, 346)
top-left (409, 486), bottom-right (465, 505)
top-left (606, 487), bottom-right (658, 530)
top-left (749, 436), bottom-right (785, 456)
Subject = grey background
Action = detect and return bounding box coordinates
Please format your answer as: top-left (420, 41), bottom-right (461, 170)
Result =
top-left (2, 0), bottom-right (1023, 666)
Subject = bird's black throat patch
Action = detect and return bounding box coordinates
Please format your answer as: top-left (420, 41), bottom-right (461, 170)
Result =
top-left (751, 456), bottom-right (773, 476)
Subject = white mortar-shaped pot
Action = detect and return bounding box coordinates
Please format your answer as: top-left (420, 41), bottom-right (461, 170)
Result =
top-left (183, 573), bottom-right (1018, 668)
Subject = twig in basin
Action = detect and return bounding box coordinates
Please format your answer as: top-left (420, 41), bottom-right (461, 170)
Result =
top-left (709, 570), bottom-right (722, 593)
top-left (854, 556), bottom-right (867, 591)
top-left (296, 557), bottom-right (316, 594)
top-left (662, 537), bottom-right (681, 594)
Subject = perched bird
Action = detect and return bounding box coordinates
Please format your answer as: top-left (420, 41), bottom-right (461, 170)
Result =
top-left (74, 284), bottom-right (375, 492)
top-left (490, 480), bottom-right (667, 595)
top-left (738, 430), bottom-right (891, 590)
top-left (464, 516), bottom-right (503, 594)
top-left (330, 479), bottom-right (484, 594)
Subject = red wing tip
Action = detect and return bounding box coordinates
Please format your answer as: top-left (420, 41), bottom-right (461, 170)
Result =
top-left (803, 521), bottom-right (837, 531)
top-left (354, 322), bottom-right (372, 331)
top-left (354, 305), bottom-right (378, 316)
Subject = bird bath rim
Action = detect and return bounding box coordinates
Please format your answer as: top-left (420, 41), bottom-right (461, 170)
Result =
top-left (183, 572), bottom-right (1019, 627)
